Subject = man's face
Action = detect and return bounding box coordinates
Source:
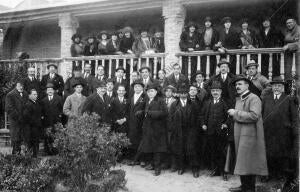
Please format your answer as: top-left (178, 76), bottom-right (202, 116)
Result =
top-left (49, 66), bottom-right (56, 73)
top-left (116, 70), bottom-right (124, 78)
top-left (74, 37), bottom-right (80, 43)
top-left (112, 35), bottom-right (117, 41)
top-left (286, 19), bottom-right (296, 30)
top-left (141, 31), bottom-right (148, 38)
top-left (205, 21), bottom-right (212, 28)
top-left (74, 70), bottom-right (81, 77)
top-left (195, 74), bottom-right (204, 83)
top-left (262, 20), bottom-right (270, 28)
top-left (125, 32), bottom-right (131, 38)
top-left (165, 89), bottom-right (173, 98)
top-left (74, 85), bottom-right (83, 93)
top-left (155, 32), bottom-right (161, 38)
top-left (28, 67), bottom-right (35, 77)
top-left (173, 65), bottom-right (181, 75)
top-left (211, 89), bottom-right (222, 99)
top-left (46, 87), bottom-right (54, 96)
top-left (131, 72), bottom-right (139, 81)
top-left (101, 34), bottom-right (107, 40)
top-left (248, 66), bottom-right (257, 76)
top-left (88, 38), bottom-right (94, 44)
top-left (189, 26), bottom-right (196, 33)
top-left (134, 84), bottom-right (143, 94)
top-left (141, 69), bottom-right (150, 79)
top-left (16, 83), bottom-right (24, 93)
top-left (106, 82), bottom-right (114, 92)
top-left (220, 64), bottom-right (229, 74)
top-left (189, 86), bottom-right (198, 97)
top-left (84, 64), bottom-right (92, 73)
top-left (147, 89), bottom-right (157, 99)
top-left (97, 87), bottom-right (107, 95)
top-left (29, 90), bottom-right (38, 101)
top-left (272, 83), bottom-right (284, 95)
top-left (97, 66), bottom-right (105, 76)
top-left (158, 70), bottom-right (165, 80)
top-left (242, 23), bottom-right (248, 30)
top-left (235, 80), bottom-right (249, 94)
top-left (224, 22), bottom-right (231, 29)
top-left (117, 86), bottom-right (126, 97)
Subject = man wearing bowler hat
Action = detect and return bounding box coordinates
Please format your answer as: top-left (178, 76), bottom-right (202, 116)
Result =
top-left (41, 63), bottom-right (64, 98)
top-left (262, 76), bottom-right (299, 190)
top-left (245, 60), bottom-right (271, 98)
top-left (228, 75), bottom-right (268, 192)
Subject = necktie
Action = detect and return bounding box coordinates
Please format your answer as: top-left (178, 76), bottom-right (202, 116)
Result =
top-left (275, 95), bottom-right (279, 102)
top-left (222, 75), bottom-right (225, 82)
top-left (214, 99), bottom-right (218, 104)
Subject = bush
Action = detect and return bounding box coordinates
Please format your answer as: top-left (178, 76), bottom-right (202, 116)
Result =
top-left (0, 113), bottom-right (130, 192)
top-left (53, 113), bottom-right (130, 191)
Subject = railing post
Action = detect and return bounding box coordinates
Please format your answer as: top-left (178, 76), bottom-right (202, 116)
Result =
top-left (292, 53), bottom-right (296, 77)
top-left (179, 56), bottom-right (182, 68)
top-left (280, 52), bottom-right (285, 80)
top-left (258, 53), bottom-right (262, 73)
top-left (130, 58), bottom-right (134, 83)
top-left (116, 59), bottom-right (119, 68)
top-left (197, 56), bottom-right (201, 71)
top-left (268, 53), bottom-right (273, 80)
top-left (206, 55), bottom-right (210, 79)
top-left (108, 59), bottom-right (112, 78)
top-left (236, 54), bottom-right (240, 75)
top-left (188, 56), bottom-right (191, 80)
top-left (154, 57), bottom-right (158, 79)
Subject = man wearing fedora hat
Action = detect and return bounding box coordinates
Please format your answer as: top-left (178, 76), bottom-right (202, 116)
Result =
top-left (200, 81), bottom-right (229, 181)
top-left (169, 85), bottom-right (199, 177)
top-left (40, 83), bottom-right (63, 155)
top-left (262, 76), bottom-right (299, 188)
top-left (205, 59), bottom-right (236, 108)
top-left (246, 60), bottom-right (271, 98)
top-left (41, 63), bottom-right (64, 98)
top-left (228, 75), bottom-right (268, 192)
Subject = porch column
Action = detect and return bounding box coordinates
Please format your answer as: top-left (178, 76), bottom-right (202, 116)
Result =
top-left (0, 24), bottom-right (9, 59)
top-left (162, 0), bottom-right (186, 74)
top-left (58, 13), bottom-right (79, 80)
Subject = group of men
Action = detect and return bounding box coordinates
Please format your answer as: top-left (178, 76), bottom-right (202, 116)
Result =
top-left (5, 51), bottom-right (299, 191)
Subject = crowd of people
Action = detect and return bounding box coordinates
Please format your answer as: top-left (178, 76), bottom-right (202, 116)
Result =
top-left (4, 15), bottom-right (299, 192)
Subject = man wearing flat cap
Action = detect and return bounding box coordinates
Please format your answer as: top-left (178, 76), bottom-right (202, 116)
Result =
top-left (246, 60), bottom-right (271, 98)
top-left (228, 75), bottom-right (268, 192)
top-left (40, 83), bottom-right (63, 155)
top-left (205, 59), bottom-right (236, 108)
top-left (41, 63), bottom-right (64, 98)
top-left (262, 76), bottom-right (299, 190)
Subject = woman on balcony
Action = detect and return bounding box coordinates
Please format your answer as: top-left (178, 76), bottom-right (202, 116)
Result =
top-left (70, 33), bottom-right (84, 57)
top-left (107, 32), bottom-right (122, 55)
top-left (97, 31), bottom-right (109, 55)
top-left (132, 28), bottom-right (156, 57)
top-left (83, 35), bottom-right (98, 56)
top-left (119, 26), bottom-right (135, 54)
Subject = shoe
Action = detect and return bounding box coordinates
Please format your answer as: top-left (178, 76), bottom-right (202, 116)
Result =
top-left (223, 173), bottom-right (228, 181)
top-left (178, 169), bottom-right (184, 175)
top-left (193, 171), bottom-right (199, 178)
top-left (145, 164), bottom-right (154, 170)
top-left (140, 161), bottom-right (147, 167)
top-left (229, 186), bottom-right (242, 192)
top-left (154, 169), bottom-right (161, 176)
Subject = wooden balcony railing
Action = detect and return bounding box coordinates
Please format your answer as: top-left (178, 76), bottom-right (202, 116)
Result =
top-left (176, 48), bottom-right (297, 80)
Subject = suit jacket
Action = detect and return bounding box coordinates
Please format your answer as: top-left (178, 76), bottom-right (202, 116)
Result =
top-left (258, 27), bottom-right (283, 48)
top-left (105, 91), bottom-right (116, 105)
top-left (165, 73), bottom-right (189, 90)
top-left (81, 93), bottom-right (110, 123)
top-left (201, 98), bottom-right (228, 135)
top-left (218, 28), bottom-right (242, 49)
top-left (41, 73), bottom-right (64, 97)
top-left (91, 75), bottom-right (107, 94)
top-left (23, 99), bottom-right (43, 140)
top-left (128, 92), bottom-right (146, 148)
top-left (83, 43), bottom-right (98, 56)
top-left (113, 77), bottom-right (128, 93)
top-left (110, 97), bottom-right (129, 133)
top-left (199, 28), bottom-right (219, 50)
top-left (41, 94), bottom-right (63, 128)
top-left (83, 73), bottom-right (95, 96)
top-left (5, 89), bottom-right (28, 141)
top-left (153, 37), bottom-right (165, 53)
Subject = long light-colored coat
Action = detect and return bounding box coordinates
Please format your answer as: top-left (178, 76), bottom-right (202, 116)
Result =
top-left (63, 93), bottom-right (86, 123)
top-left (232, 92), bottom-right (268, 176)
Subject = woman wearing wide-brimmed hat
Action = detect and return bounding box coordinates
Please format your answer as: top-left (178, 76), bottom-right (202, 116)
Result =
top-left (119, 26), bottom-right (135, 54)
top-left (97, 30), bottom-right (110, 55)
top-left (179, 21), bottom-right (200, 52)
top-left (70, 33), bottom-right (84, 57)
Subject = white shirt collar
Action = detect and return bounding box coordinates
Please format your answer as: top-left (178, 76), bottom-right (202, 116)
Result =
top-left (274, 93), bottom-right (282, 99)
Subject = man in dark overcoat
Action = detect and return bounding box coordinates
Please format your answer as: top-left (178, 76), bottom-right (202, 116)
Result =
top-left (113, 67), bottom-right (128, 94)
top-left (81, 81), bottom-right (110, 124)
top-left (40, 63), bottom-right (64, 98)
top-left (262, 76), bottom-right (299, 189)
top-left (40, 83), bottom-right (63, 155)
top-left (23, 89), bottom-right (42, 157)
top-left (139, 66), bottom-right (159, 92)
top-left (127, 79), bottom-right (146, 165)
top-left (165, 63), bottom-right (189, 91)
top-left (136, 83), bottom-right (168, 176)
top-left (82, 63), bottom-right (95, 96)
top-left (22, 67), bottom-right (41, 98)
top-left (5, 81), bottom-right (28, 154)
top-left (169, 86), bottom-right (199, 178)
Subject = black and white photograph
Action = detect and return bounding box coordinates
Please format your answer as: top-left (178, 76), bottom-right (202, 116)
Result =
top-left (0, 0), bottom-right (299, 191)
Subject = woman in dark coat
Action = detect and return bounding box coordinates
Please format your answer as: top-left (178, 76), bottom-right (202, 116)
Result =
top-left (83, 36), bottom-right (98, 56)
top-left (119, 27), bottom-right (135, 54)
top-left (97, 31), bottom-right (109, 55)
top-left (137, 83), bottom-right (168, 176)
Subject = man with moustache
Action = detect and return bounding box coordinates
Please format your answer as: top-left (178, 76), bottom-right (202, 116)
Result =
top-left (228, 75), bottom-right (268, 192)
top-left (92, 65), bottom-right (107, 94)
top-left (22, 67), bottom-right (41, 97)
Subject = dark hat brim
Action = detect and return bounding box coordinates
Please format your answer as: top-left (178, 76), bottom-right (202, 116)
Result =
top-left (245, 63), bottom-right (259, 69)
top-left (217, 61), bottom-right (230, 67)
top-left (132, 81), bottom-right (144, 87)
top-left (139, 66), bottom-right (151, 72)
top-left (71, 34), bottom-right (82, 41)
top-left (163, 86), bottom-right (177, 92)
top-left (46, 83), bottom-right (55, 89)
top-left (47, 64), bottom-right (57, 69)
top-left (115, 67), bottom-right (126, 72)
top-left (270, 81), bottom-right (286, 85)
top-left (231, 77), bottom-right (252, 85)
top-left (221, 17), bottom-right (232, 24)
